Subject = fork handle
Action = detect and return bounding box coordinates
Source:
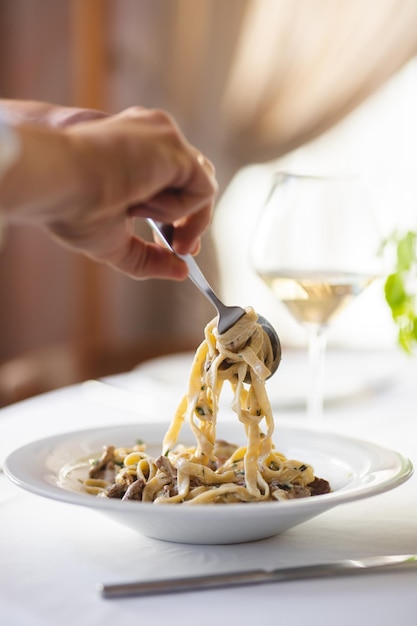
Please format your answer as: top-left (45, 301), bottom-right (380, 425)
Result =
top-left (146, 219), bottom-right (223, 314)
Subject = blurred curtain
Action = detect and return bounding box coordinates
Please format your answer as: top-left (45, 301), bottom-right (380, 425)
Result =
top-left (109, 0), bottom-right (417, 189)
top-left (220, 0), bottom-right (417, 167)
top-left (1, 0), bottom-right (417, 403)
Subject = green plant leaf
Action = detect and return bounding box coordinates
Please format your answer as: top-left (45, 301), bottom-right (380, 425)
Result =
top-left (383, 230), bottom-right (417, 353)
top-left (397, 231), bottom-right (415, 272)
top-left (384, 273), bottom-right (406, 310)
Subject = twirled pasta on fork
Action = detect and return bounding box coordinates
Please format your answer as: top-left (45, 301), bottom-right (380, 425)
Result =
top-left (81, 308), bottom-right (330, 504)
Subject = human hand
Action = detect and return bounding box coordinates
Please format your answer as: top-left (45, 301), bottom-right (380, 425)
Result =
top-left (1, 105), bottom-right (217, 280)
top-left (55, 106), bottom-right (217, 279)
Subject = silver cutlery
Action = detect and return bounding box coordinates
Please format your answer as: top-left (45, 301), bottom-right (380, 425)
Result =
top-left (146, 219), bottom-right (281, 378)
top-left (98, 554), bottom-right (417, 599)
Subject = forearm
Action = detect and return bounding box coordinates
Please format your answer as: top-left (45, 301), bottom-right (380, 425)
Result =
top-left (0, 99), bottom-right (58, 126)
top-left (0, 98), bottom-right (108, 128)
top-left (0, 124), bottom-right (88, 223)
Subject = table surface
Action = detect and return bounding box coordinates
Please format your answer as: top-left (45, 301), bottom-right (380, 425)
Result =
top-left (1, 349), bottom-right (416, 626)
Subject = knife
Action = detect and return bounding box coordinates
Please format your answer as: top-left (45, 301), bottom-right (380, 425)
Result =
top-left (98, 554), bottom-right (417, 599)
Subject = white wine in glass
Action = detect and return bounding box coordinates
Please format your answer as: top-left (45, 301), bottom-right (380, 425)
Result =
top-left (251, 173), bottom-right (381, 424)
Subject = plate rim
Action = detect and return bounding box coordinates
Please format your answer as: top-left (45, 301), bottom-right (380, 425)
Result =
top-left (4, 422), bottom-right (413, 515)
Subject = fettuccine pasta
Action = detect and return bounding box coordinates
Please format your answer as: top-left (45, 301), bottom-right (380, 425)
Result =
top-left (71, 307), bottom-right (330, 503)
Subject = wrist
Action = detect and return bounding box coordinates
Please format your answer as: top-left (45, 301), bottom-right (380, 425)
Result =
top-left (65, 121), bottom-right (130, 212)
top-left (0, 124), bottom-right (89, 224)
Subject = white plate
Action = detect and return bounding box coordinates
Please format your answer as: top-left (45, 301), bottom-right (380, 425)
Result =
top-left (4, 422), bottom-right (412, 545)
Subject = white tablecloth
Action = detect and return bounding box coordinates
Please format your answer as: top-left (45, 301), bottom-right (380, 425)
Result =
top-left (1, 350), bottom-right (416, 626)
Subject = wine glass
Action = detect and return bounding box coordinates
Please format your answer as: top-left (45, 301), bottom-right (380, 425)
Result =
top-left (251, 173), bottom-right (382, 425)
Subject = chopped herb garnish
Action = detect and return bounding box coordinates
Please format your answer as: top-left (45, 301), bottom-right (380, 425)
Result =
top-left (195, 406), bottom-right (205, 416)
top-left (135, 438), bottom-right (144, 445)
top-left (269, 461), bottom-right (281, 471)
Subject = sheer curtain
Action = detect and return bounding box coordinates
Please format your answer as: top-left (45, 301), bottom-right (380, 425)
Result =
top-left (220, 0), bottom-right (417, 169)
top-left (109, 0), bottom-right (417, 189)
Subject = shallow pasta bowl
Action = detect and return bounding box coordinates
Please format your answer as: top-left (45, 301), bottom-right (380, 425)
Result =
top-left (4, 422), bottom-right (413, 545)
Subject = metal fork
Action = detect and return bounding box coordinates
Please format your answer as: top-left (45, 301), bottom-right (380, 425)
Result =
top-left (147, 219), bottom-right (245, 334)
top-left (146, 219), bottom-right (281, 376)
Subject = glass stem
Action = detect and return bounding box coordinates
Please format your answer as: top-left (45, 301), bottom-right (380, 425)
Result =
top-left (306, 325), bottom-right (328, 426)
